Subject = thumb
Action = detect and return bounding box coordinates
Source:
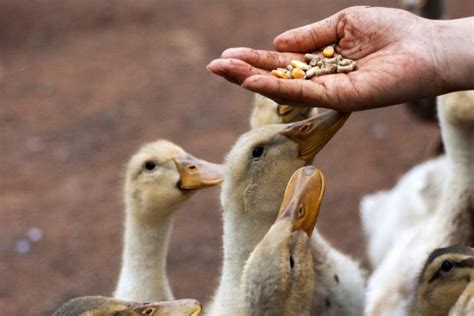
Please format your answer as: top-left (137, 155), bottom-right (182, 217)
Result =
top-left (273, 6), bottom-right (368, 53)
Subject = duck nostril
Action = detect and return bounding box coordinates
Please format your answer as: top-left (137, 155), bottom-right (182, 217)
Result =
top-left (298, 206), bottom-right (305, 218)
top-left (289, 255), bottom-right (295, 269)
top-left (299, 123), bottom-right (312, 132)
top-left (143, 307), bottom-right (155, 315)
top-left (188, 165), bottom-right (197, 170)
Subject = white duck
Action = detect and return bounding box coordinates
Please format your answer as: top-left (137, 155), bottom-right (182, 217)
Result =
top-left (360, 155), bottom-right (446, 267)
top-left (365, 91), bottom-right (474, 315)
top-left (207, 110), bottom-right (350, 315)
top-left (53, 296), bottom-right (202, 316)
top-left (361, 91), bottom-right (474, 267)
top-left (250, 93), bottom-right (318, 129)
top-left (412, 246), bottom-right (474, 316)
top-left (114, 140), bottom-right (224, 302)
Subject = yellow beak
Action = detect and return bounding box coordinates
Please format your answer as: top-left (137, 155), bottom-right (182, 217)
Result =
top-left (277, 166), bottom-right (325, 237)
top-left (279, 110), bottom-right (350, 163)
top-left (174, 155), bottom-right (224, 190)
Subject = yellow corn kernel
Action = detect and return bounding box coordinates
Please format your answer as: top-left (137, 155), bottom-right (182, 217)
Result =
top-left (271, 69), bottom-right (291, 79)
top-left (323, 46), bottom-right (334, 58)
top-left (291, 68), bottom-right (306, 79)
top-left (290, 60), bottom-right (311, 70)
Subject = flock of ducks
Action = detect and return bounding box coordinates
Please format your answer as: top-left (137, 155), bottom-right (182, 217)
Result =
top-left (53, 90), bottom-right (474, 316)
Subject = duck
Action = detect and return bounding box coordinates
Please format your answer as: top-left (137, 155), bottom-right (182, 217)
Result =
top-left (250, 93), bottom-right (318, 129)
top-left (241, 166), bottom-right (366, 316)
top-left (412, 246), bottom-right (474, 316)
top-left (241, 166), bottom-right (324, 316)
top-left (207, 110), bottom-right (350, 315)
top-left (114, 140), bottom-right (224, 302)
top-left (365, 90), bottom-right (474, 315)
top-left (361, 90), bottom-right (474, 268)
top-left (360, 155), bottom-right (446, 267)
top-left (53, 295), bottom-right (202, 316)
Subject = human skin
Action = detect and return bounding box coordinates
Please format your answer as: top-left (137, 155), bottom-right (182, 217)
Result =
top-left (207, 6), bottom-right (474, 112)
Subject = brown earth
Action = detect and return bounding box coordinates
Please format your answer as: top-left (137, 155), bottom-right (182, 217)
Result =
top-left (1, 1), bottom-right (473, 314)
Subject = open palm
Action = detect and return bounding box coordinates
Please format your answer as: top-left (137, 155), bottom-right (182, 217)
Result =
top-left (208, 7), bottom-right (450, 111)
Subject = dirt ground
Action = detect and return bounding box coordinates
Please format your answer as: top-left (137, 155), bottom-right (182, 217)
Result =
top-left (1, 1), bottom-right (473, 314)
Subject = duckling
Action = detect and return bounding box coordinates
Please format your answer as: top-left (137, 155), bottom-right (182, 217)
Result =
top-left (412, 246), bottom-right (474, 316)
top-left (241, 166), bottom-right (323, 316)
top-left (53, 296), bottom-right (202, 316)
top-left (250, 94), bottom-right (318, 129)
top-left (207, 110), bottom-right (350, 315)
top-left (242, 166), bottom-right (366, 316)
top-left (365, 91), bottom-right (474, 315)
top-left (114, 140), bottom-right (224, 302)
top-left (361, 91), bottom-right (474, 267)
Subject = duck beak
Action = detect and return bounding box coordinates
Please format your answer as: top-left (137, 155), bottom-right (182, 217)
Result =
top-left (174, 155), bottom-right (224, 190)
top-left (131, 299), bottom-right (202, 315)
top-left (279, 110), bottom-right (350, 163)
top-left (277, 104), bottom-right (313, 124)
top-left (277, 166), bottom-right (325, 236)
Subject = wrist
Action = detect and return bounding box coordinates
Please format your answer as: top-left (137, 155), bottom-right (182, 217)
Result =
top-left (430, 18), bottom-right (474, 92)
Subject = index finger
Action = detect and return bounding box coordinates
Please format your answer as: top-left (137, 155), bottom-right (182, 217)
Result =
top-left (221, 48), bottom-right (304, 71)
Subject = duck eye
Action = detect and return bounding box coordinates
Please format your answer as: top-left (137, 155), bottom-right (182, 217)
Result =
top-left (289, 255), bottom-right (295, 269)
top-left (252, 146), bottom-right (264, 158)
top-left (144, 160), bottom-right (156, 171)
top-left (440, 260), bottom-right (453, 272)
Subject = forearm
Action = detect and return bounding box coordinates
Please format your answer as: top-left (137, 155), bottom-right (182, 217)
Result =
top-left (431, 17), bottom-right (474, 92)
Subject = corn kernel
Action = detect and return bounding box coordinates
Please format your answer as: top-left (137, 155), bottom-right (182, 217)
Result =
top-left (291, 68), bottom-right (306, 79)
top-left (271, 69), bottom-right (291, 79)
top-left (323, 46), bottom-right (334, 58)
top-left (290, 60), bottom-right (311, 71)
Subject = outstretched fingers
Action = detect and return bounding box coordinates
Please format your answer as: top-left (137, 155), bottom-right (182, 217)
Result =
top-left (207, 58), bottom-right (269, 85)
top-left (221, 48), bottom-right (304, 71)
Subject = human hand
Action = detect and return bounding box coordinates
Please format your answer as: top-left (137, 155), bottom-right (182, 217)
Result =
top-left (208, 6), bottom-right (472, 111)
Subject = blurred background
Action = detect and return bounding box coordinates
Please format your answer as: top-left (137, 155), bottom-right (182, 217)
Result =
top-left (1, 0), bottom-right (473, 314)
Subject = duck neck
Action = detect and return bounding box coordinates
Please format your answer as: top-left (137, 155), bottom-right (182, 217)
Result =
top-left (210, 193), bottom-right (277, 314)
top-left (437, 114), bottom-right (474, 243)
top-left (114, 205), bottom-right (176, 302)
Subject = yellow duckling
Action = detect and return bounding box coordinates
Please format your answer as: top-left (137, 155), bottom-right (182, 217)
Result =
top-left (241, 166), bottom-right (324, 316)
top-left (53, 296), bottom-right (202, 316)
top-left (114, 140), bottom-right (224, 302)
top-left (242, 166), bottom-right (366, 316)
top-left (208, 110), bottom-right (349, 315)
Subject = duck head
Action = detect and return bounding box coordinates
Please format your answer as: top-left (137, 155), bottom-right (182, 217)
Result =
top-left (414, 246), bottom-right (474, 316)
top-left (250, 94), bottom-right (315, 129)
top-left (53, 296), bottom-right (202, 316)
top-left (223, 110), bottom-right (348, 218)
top-left (242, 166), bottom-right (325, 316)
top-left (125, 140), bottom-right (224, 219)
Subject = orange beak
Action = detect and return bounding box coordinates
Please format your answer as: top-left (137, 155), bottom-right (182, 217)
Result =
top-left (279, 110), bottom-right (350, 163)
top-left (174, 155), bottom-right (224, 190)
top-left (277, 166), bottom-right (325, 236)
